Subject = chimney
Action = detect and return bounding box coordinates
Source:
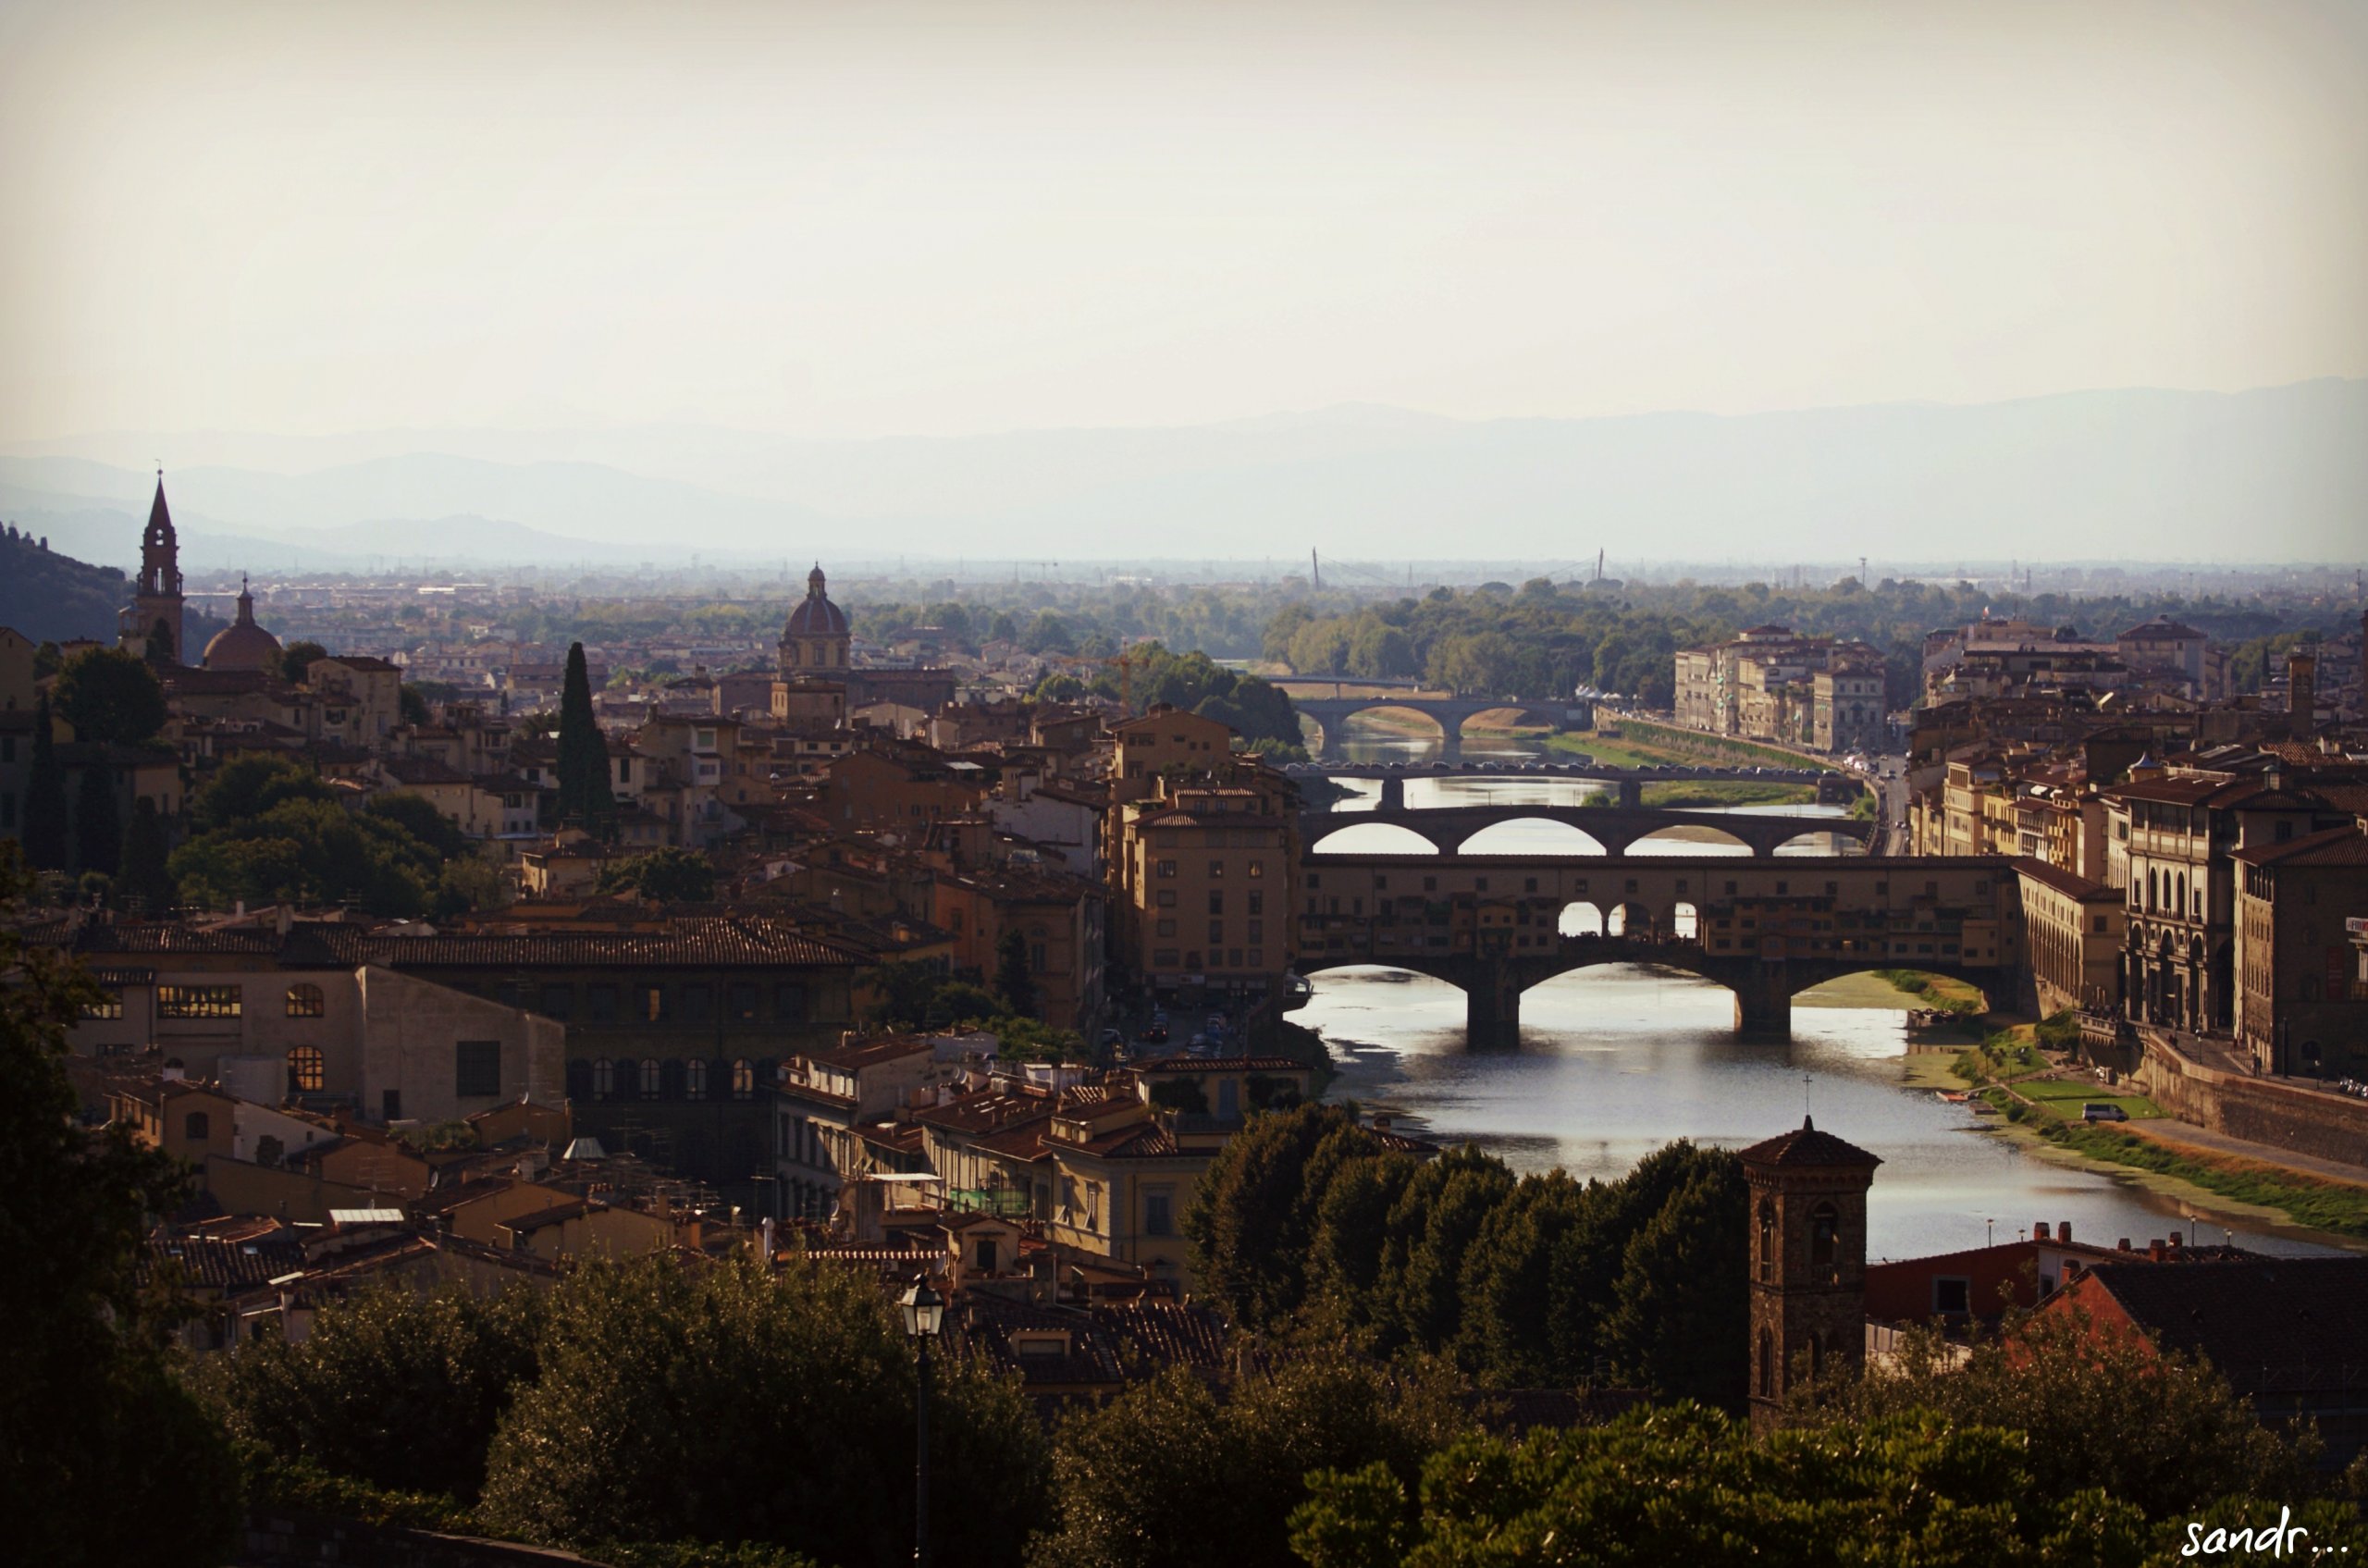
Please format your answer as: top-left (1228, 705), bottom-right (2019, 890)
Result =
top-left (2287, 648), bottom-right (2316, 735)
top-left (2058, 1220), bottom-right (2070, 1244)
top-left (2148, 1239), bottom-right (2166, 1261)
top-left (2117, 1237), bottom-right (2132, 1251)
top-left (2033, 1221), bottom-right (2051, 1241)
top-left (2169, 1230), bottom-right (2182, 1249)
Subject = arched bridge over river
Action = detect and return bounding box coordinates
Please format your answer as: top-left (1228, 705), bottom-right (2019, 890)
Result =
top-left (1281, 760), bottom-right (1846, 809)
top-left (1294, 852), bottom-right (2022, 1044)
top-left (1302, 801), bottom-right (1878, 858)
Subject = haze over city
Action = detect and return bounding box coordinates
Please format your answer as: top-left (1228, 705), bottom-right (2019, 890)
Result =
top-left (5, 0), bottom-right (2366, 564)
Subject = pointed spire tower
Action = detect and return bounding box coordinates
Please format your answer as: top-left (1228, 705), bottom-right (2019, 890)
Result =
top-left (121, 469), bottom-right (187, 664)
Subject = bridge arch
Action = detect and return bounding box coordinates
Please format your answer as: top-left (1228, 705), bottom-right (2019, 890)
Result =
top-left (1770, 821), bottom-right (1862, 857)
top-left (1626, 821), bottom-right (1754, 857)
top-left (1451, 818), bottom-right (1608, 857)
top-left (1308, 821), bottom-right (1443, 856)
top-left (1557, 900), bottom-right (1606, 937)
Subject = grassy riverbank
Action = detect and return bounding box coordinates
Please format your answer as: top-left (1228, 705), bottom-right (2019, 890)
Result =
top-left (1554, 718), bottom-right (1844, 773)
top-left (1545, 729), bottom-right (1825, 807)
top-left (1949, 1030), bottom-right (2368, 1242)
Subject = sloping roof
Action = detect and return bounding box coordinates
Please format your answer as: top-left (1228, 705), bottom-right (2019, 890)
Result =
top-left (2232, 824), bottom-right (2368, 868)
top-left (2011, 857), bottom-right (2114, 901)
top-left (2068, 1257), bottom-right (2368, 1389)
top-left (1736, 1116), bottom-right (1882, 1169)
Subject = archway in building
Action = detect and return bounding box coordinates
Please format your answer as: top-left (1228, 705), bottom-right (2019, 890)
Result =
top-left (1606, 901), bottom-right (1656, 939)
top-left (1558, 900), bottom-right (1606, 937)
top-left (1671, 900), bottom-right (1700, 940)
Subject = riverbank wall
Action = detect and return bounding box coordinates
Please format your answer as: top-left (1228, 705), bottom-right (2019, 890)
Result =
top-left (2133, 1030), bottom-right (2368, 1171)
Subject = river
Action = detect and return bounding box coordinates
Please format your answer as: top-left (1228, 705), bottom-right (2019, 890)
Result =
top-left (1300, 732), bottom-right (2343, 1260)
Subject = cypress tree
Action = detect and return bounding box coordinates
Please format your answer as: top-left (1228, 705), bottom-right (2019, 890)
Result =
top-left (555, 642), bottom-right (613, 827)
top-left (117, 797), bottom-right (175, 912)
top-left (19, 696), bottom-right (71, 871)
top-left (995, 927), bottom-right (1040, 1019)
top-left (74, 757), bottom-right (121, 877)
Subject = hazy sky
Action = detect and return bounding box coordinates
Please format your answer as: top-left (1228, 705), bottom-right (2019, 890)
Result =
top-left (4, 0), bottom-right (2365, 442)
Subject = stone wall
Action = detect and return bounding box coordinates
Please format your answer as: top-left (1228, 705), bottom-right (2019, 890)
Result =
top-left (2135, 1031), bottom-right (2368, 1169)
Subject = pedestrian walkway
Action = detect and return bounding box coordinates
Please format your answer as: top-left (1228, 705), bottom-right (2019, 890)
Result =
top-left (2124, 1117), bottom-right (2368, 1192)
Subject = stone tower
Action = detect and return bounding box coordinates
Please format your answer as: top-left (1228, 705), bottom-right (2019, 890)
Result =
top-left (121, 473), bottom-right (185, 663)
top-left (1740, 1115), bottom-right (1881, 1430)
top-left (778, 563), bottom-right (851, 675)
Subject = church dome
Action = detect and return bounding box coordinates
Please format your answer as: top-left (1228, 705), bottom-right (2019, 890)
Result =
top-left (204, 577), bottom-right (284, 673)
top-left (784, 564), bottom-right (849, 636)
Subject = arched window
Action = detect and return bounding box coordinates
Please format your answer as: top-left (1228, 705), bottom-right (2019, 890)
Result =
top-left (1809, 1202), bottom-right (1840, 1267)
top-left (1758, 1327), bottom-right (1774, 1401)
top-left (285, 982), bottom-right (326, 1019)
top-left (565, 1060), bottom-right (592, 1102)
top-left (286, 1046), bottom-right (325, 1094)
top-left (185, 1111), bottom-right (211, 1141)
top-left (731, 1058), bottom-right (755, 1099)
top-left (639, 1058), bottom-right (661, 1099)
top-left (1757, 1197), bottom-right (1776, 1281)
top-left (591, 1058), bottom-right (614, 1099)
top-left (685, 1057), bottom-right (709, 1100)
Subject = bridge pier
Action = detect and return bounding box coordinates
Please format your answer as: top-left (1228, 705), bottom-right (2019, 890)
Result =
top-left (1375, 774), bottom-right (1406, 810)
top-left (1465, 963), bottom-right (1523, 1049)
top-left (1733, 965), bottom-right (1793, 1041)
top-left (1617, 778), bottom-right (1642, 808)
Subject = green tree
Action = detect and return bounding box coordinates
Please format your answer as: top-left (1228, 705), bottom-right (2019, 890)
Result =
top-left (477, 1255), bottom-right (1047, 1567)
top-left (1034, 1351), bottom-right (1473, 1568)
top-left (1184, 1102), bottom-right (1384, 1328)
top-left (364, 790), bottom-right (473, 858)
top-left (53, 645), bottom-right (167, 746)
top-left (995, 926), bottom-right (1040, 1019)
top-left (116, 796), bottom-right (176, 911)
top-left (279, 639), bottom-right (329, 683)
top-left (1291, 1405), bottom-right (2160, 1568)
top-left (204, 1284), bottom-right (542, 1501)
top-left (597, 846), bottom-right (718, 904)
top-left (399, 683), bottom-right (432, 724)
top-left (1603, 1157), bottom-right (1748, 1405)
top-left (73, 755), bottom-right (121, 876)
top-left (170, 796), bottom-right (450, 917)
top-left (0, 843), bottom-right (240, 1566)
top-left (18, 694), bottom-right (71, 870)
top-left (555, 642), bottom-right (614, 827)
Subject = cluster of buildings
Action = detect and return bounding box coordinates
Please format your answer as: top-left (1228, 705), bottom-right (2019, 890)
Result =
top-left (13, 479), bottom-right (1380, 1349)
top-left (1904, 621), bottom-right (2368, 1088)
top-left (1672, 624), bottom-right (1890, 755)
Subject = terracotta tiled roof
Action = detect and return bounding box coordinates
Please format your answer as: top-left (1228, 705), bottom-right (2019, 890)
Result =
top-left (1736, 1117), bottom-right (1881, 1169)
top-left (2063, 1257), bottom-right (2368, 1392)
top-left (2011, 858), bottom-right (2113, 901)
top-left (2232, 824), bottom-right (2368, 868)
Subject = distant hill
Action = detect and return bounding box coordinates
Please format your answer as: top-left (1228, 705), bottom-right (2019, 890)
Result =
top-left (0, 527), bottom-right (127, 645)
top-left (6, 378), bottom-right (2363, 563)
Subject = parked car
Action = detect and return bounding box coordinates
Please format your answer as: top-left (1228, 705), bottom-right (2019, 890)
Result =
top-left (2080, 1103), bottom-right (2129, 1123)
top-left (1138, 1023), bottom-right (1169, 1044)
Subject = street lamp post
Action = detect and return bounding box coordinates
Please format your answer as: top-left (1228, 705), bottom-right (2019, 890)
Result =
top-left (900, 1273), bottom-right (945, 1567)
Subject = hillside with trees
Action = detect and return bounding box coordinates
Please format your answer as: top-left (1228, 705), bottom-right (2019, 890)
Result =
top-left (0, 526), bottom-right (129, 645)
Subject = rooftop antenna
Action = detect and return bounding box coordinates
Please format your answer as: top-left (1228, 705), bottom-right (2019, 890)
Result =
top-left (1311, 548), bottom-right (1320, 591)
top-left (1803, 1070), bottom-right (1812, 1119)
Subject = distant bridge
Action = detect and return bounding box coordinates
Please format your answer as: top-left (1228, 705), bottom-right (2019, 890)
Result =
top-left (1281, 759), bottom-right (1842, 808)
top-left (1286, 695), bottom-right (1578, 761)
top-left (1293, 851), bottom-right (2020, 1043)
top-left (1302, 801), bottom-right (1878, 858)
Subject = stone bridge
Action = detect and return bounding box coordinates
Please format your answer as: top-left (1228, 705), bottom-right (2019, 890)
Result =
top-left (1302, 801), bottom-right (1877, 858)
top-left (1282, 760), bottom-right (1842, 808)
top-left (1293, 851), bottom-right (2021, 1043)
top-left (1288, 696), bottom-right (1575, 761)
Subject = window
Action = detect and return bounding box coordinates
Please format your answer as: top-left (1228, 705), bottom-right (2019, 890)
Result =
top-left (1145, 1189), bottom-right (1174, 1236)
top-left (1156, 918), bottom-right (1177, 938)
top-left (1933, 1277), bottom-right (1972, 1315)
top-left (585, 984), bottom-right (620, 1023)
top-left (679, 982), bottom-right (712, 1022)
top-left (775, 983), bottom-right (808, 1022)
top-left (635, 983), bottom-right (667, 1022)
top-left (1247, 861), bottom-right (1264, 879)
top-left (1247, 920), bottom-right (1263, 941)
top-left (455, 1040), bottom-right (501, 1098)
top-left (287, 1045), bottom-right (325, 1093)
top-left (592, 1058), bottom-right (615, 1098)
top-left (1207, 891), bottom-right (1225, 915)
top-left (1155, 889), bottom-right (1178, 908)
top-left (1248, 890), bottom-right (1264, 916)
top-left (1207, 920), bottom-right (1225, 945)
top-left (728, 983), bottom-right (761, 1021)
top-left (285, 982), bottom-right (327, 1018)
top-left (1156, 859), bottom-right (1178, 878)
top-left (639, 1058), bottom-right (662, 1099)
top-left (1247, 948), bottom-right (1263, 968)
top-left (685, 1057), bottom-right (709, 1098)
top-left (1208, 859), bottom-right (1225, 878)
top-left (382, 1090), bottom-right (402, 1121)
top-left (538, 983), bottom-right (574, 1019)
top-left (1809, 1202), bottom-right (1839, 1266)
top-left (1153, 948), bottom-right (1179, 968)
top-left (158, 984), bottom-right (241, 1019)
top-left (184, 1111), bottom-right (211, 1142)
top-left (732, 1058), bottom-right (756, 1099)
top-left (81, 993), bottom-right (125, 1020)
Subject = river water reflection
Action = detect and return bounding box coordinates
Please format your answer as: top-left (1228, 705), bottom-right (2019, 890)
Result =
top-left (1301, 734), bottom-right (2342, 1259)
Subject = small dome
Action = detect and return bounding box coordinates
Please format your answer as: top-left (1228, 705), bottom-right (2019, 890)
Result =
top-left (784, 564), bottom-right (849, 637)
top-left (204, 577), bottom-right (284, 673)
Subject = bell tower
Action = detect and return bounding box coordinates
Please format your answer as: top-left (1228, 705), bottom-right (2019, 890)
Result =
top-left (1741, 1115), bottom-right (1881, 1430)
top-left (120, 471), bottom-right (186, 664)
